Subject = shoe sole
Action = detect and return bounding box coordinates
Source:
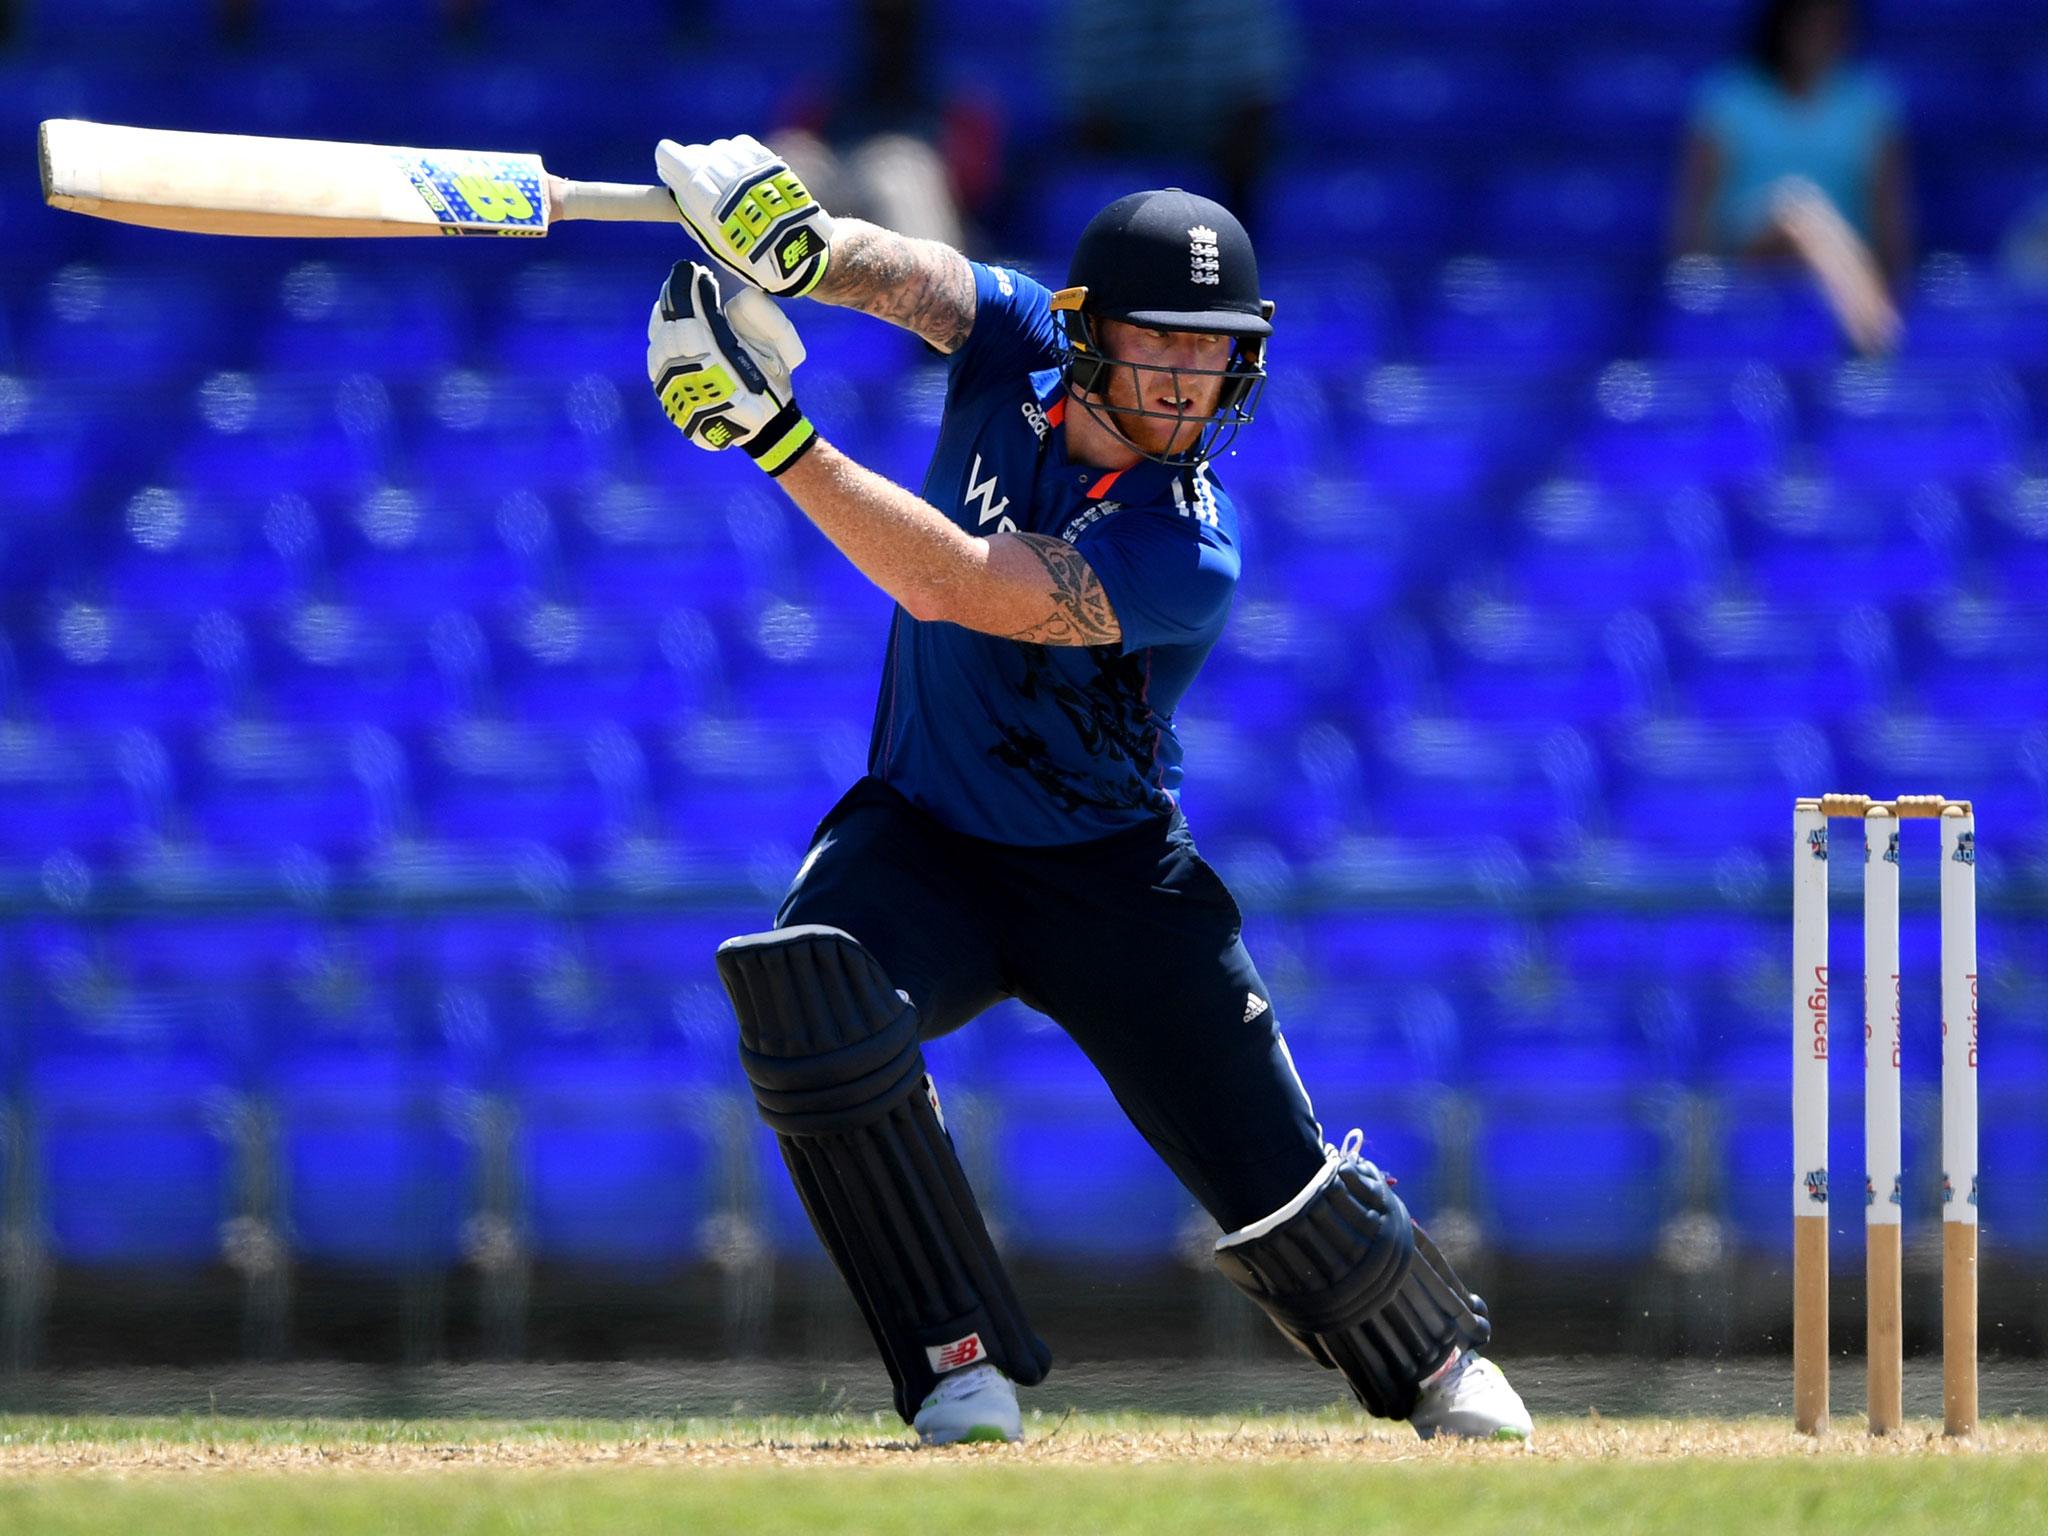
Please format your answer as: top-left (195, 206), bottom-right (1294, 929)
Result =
top-left (918, 1424), bottom-right (1017, 1447)
top-left (1414, 1423), bottom-right (1532, 1442)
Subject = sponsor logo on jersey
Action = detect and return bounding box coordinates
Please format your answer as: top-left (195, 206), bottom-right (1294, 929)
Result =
top-left (928, 1333), bottom-right (985, 1372)
top-left (1189, 225), bottom-right (1221, 285)
top-left (1060, 501), bottom-right (1121, 544)
top-left (1021, 398), bottom-right (1050, 442)
top-left (1243, 992), bottom-right (1269, 1023)
top-left (964, 453), bottom-right (1014, 533)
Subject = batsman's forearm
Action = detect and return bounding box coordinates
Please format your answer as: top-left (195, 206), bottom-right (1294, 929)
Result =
top-left (774, 439), bottom-right (988, 620)
top-left (810, 219), bottom-right (976, 353)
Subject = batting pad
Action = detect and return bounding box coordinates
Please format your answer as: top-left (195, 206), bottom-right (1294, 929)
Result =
top-left (718, 925), bottom-right (1051, 1421)
top-left (1214, 1141), bottom-right (1491, 1421)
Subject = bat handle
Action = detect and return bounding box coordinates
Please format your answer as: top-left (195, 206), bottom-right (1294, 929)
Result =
top-left (548, 177), bottom-right (679, 225)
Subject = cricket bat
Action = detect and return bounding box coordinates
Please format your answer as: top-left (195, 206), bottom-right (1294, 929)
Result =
top-left (39, 119), bottom-right (682, 238)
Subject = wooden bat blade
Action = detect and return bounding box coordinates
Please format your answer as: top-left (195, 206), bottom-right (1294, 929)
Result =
top-left (39, 119), bottom-right (677, 238)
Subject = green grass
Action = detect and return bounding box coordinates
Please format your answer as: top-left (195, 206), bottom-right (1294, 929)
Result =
top-left (2, 1414), bottom-right (2045, 1536)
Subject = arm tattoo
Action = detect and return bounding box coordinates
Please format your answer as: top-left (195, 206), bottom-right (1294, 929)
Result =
top-left (1001, 534), bottom-right (1122, 648)
top-left (811, 220), bottom-right (977, 353)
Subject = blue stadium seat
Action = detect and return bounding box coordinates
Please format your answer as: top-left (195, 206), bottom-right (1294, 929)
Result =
top-left (1479, 166), bottom-right (1667, 260)
top-left (1261, 266), bottom-right (1398, 374)
top-left (16, 602), bottom-right (218, 730)
top-left (183, 720), bottom-right (405, 857)
top-left (1473, 1043), bottom-right (1676, 1260)
top-left (983, 1016), bottom-right (1197, 1261)
top-left (1549, 52), bottom-right (1697, 154)
top-left (1909, 593), bottom-right (2048, 703)
top-left (1511, 480), bottom-right (1723, 611)
top-left (1346, 365), bottom-right (1564, 506)
top-left (0, 725), bottom-right (166, 864)
top-left (1902, 259), bottom-right (2048, 367)
top-left (1435, 596), bottom-right (1644, 723)
top-left (24, 265), bottom-right (228, 387)
top-left (511, 1044), bottom-right (721, 1269)
top-left (1661, 593), bottom-right (1893, 722)
top-left (1835, 715), bottom-right (2043, 839)
top-left (407, 373), bottom-right (632, 502)
top-left (488, 264), bottom-right (647, 380)
top-left (30, 1050), bottom-right (237, 1268)
top-left (1605, 716), bottom-right (1829, 850)
top-left (273, 1047), bottom-right (472, 1270)
top-left (260, 262), bottom-right (467, 381)
top-left (1982, 1029), bottom-right (2048, 1254)
top-left (1576, 360), bottom-right (1790, 492)
top-left (1308, 53), bottom-right (1542, 151)
top-left (1416, 259), bottom-right (1629, 367)
top-left (236, 600), bottom-right (459, 726)
top-left (1361, 716), bottom-right (1598, 849)
top-left (1817, 363), bottom-right (2025, 489)
top-left (1733, 475), bottom-right (1961, 609)
top-left (416, 717), bottom-right (636, 853)
top-left (104, 481), bottom-right (302, 619)
top-left (1257, 160), bottom-right (1464, 262)
top-left (1651, 261), bottom-right (1844, 366)
top-left (0, 389), bottom-right (95, 527)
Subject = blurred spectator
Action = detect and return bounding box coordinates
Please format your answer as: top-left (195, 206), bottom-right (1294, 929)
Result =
top-left (771, 0), bottom-right (1001, 250)
top-left (1061, 0), bottom-right (1300, 228)
top-left (1674, 0), bottom-right (1910, 352)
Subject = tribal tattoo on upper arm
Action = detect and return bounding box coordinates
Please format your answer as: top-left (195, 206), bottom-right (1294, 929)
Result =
top-left (810, 220), bottom-right (977, 353)
top-left (1000, 534), bottom-right (1123, 647)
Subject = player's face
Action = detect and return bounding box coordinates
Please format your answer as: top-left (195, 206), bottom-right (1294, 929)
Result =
top-left (1094, 318), bottom-right (1235, 459)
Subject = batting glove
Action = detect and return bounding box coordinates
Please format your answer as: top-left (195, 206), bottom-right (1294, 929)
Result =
top-left (656, 134), bottom-right (834, 298)
top-left (648, 260), bottom-right (817, 477)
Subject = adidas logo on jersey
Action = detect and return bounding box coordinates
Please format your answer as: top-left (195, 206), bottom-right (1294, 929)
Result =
top-left (1244, 992), bottom-right (1269, 1023)
top-left (1021, 398), bottom-right (1050, 442)
top-left (1189, 225), bottom-right (1221, 285)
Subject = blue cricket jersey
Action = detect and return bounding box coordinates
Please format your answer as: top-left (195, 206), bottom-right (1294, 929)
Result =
top-left (865, 260), bottom-right (1242, 845)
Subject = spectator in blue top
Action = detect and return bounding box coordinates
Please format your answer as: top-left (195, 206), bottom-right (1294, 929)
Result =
top-left (1674, 0), bottom-right (1912, 348)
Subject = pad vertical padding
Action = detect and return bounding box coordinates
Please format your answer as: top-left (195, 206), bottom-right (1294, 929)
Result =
top-left (1214, 1152), bottom-right (1491, 1421)
top-left (717, 926), bottom-right (1052, 1421)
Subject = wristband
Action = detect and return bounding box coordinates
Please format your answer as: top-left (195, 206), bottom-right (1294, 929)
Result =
top-left (742, 402), bottom-right (818, 476)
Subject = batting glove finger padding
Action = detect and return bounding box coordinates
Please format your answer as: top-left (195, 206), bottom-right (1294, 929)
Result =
top-left (647, 260), bottom-right (817, 476)
top-left (655, 134), bottom-right (835, 297)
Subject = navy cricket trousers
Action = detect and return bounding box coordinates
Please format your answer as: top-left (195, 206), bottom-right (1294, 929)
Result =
top-left (773, 776), bottom-right (1327, 1232)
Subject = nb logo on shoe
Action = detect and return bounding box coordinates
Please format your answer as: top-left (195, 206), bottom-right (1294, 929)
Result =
top-left (928, 1333), bottom-right (985, 1372)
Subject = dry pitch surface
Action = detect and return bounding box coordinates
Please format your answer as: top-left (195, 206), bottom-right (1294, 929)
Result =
top-left (3, 1413), bottom-right (2046, 1535)
top-left (1, 1410), bottom-right (2045, 1470)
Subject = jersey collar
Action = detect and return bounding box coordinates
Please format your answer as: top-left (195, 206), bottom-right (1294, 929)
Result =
top-left (1042, 393), bottom-right (1188, 506)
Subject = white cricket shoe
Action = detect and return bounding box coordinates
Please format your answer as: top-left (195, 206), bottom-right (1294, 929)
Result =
top-left (1408, 1350), bottom-right (1533, 1442)
top-left (913, 1363), bottom-right (1022, 1446)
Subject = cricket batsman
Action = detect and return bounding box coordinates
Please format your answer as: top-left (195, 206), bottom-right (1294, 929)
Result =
top-left (645, 134), bottom-right (1534, 1446)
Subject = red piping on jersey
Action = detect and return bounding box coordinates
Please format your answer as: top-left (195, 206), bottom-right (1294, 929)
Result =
top-left (1044, 396), bottom-right (1066, 428)
top-left (1087, 468), bottom-right (1126, 500)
